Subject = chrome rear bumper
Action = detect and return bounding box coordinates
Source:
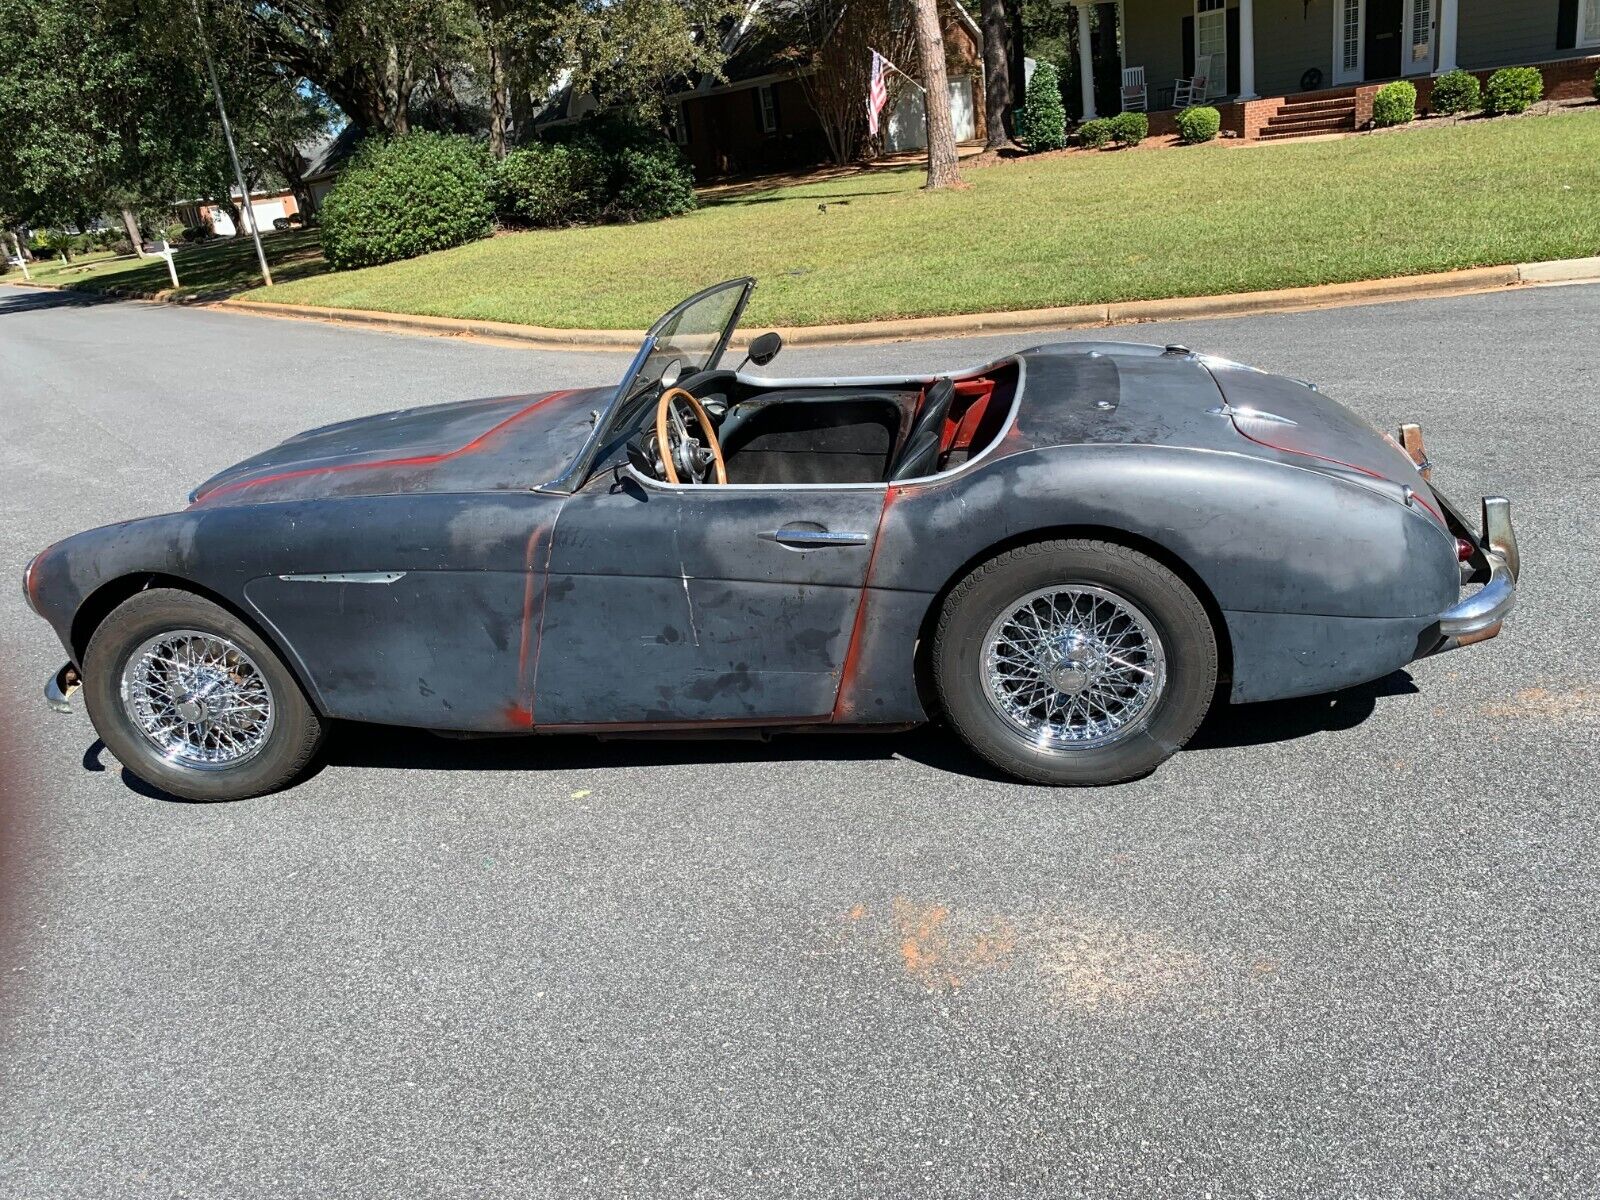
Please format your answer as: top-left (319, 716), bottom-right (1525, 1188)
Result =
top-left (1432, 496), bottom-right (1519, 651)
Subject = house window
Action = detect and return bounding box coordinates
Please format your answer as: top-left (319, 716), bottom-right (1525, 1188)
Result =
top-left (1194, 0), bottom-right (1226, 95)
top-left (1410, 0), bottom-right (1432, 62)
top-left (671, 101), bottom-right (688, 146)
top-left (1581, 0), bottom-right (1600, 46)
top-left (758, 85), bottom-right (778, 133)
top-left (1338, 0), bottom-right (1361, 77)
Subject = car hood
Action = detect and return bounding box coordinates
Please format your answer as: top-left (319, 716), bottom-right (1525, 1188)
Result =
top-left (189, 386), bottom-right (607, 506)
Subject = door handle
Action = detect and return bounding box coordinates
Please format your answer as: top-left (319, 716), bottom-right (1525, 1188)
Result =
top-left (762, 525), bottom-right (871, 548)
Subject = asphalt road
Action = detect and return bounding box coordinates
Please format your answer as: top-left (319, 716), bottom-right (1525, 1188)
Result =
top-left (1, 282), bottom-right (1596, 1198)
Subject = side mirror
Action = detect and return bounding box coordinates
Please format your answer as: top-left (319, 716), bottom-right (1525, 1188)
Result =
top-left (747, 331), bottom-right (783, 367)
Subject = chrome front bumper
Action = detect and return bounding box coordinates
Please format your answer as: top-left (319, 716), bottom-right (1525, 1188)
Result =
top-left (1432, 495), bottom-right (1519, 651)
top-left (45, 662), bottom-right (80, 713)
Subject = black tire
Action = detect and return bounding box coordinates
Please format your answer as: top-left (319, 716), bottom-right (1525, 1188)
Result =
top-left (82, 588), bottom-right (324, 801)
top-left (933, 539), bottom-right (1217, 786)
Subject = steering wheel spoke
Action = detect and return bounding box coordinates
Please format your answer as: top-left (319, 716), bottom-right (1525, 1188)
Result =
top-left (655, 387), bottom-right (728, 486)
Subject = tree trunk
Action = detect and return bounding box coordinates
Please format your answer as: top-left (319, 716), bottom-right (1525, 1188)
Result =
top-left (981, 0), bottom-right (1014, 149)
top-left (1004, 0), bottom-right (1026, 120)
top-left (119, 206), bottom-right (146, 257)
top-left (486, 38), bottom-right (512, 158)
top-left (912, 0), bottom-right (962, 188)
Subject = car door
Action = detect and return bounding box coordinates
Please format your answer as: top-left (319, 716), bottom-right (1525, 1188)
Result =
top-left (533, 470), bottom-right (887, 726)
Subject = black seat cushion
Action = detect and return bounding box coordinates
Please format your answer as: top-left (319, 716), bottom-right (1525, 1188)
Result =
top-left (890, 430), bottom-right (941, 481)
top-left (907, 378), bottom-right (955, 446)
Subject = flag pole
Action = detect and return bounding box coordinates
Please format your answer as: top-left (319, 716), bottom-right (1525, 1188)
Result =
top-left (868, 46), bottom-right (926, 94)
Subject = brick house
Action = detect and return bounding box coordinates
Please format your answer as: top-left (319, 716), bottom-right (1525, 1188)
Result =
top-left (535, 1), bottom-right (986, 178)
top-left (1083, 0), bottom-right (1600, 139)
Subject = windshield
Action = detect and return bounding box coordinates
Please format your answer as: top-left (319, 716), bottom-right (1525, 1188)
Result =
top-left (617, 278), bottom-right (753, 402)
top-left (546, 278), bottom-right (755, 493)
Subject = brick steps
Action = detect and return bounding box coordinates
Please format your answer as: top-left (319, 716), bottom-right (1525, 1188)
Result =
top-left (1256, 91), bottom-right (1357, 140)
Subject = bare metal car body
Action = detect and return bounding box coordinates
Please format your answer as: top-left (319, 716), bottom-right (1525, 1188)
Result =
top-left (27, 278), bottom-right (1517, 751)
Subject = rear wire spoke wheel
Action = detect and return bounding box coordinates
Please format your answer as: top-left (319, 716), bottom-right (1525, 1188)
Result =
top-left (934, 539), bottom-right (1217, 786)
top-left (982, 586), bottom-right (1167, 750)
top-left (83, 589), bottom-right (324, 801)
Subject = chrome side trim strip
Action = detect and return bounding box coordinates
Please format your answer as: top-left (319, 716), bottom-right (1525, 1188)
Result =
top-left (277, 572), bottom-right (407, 584)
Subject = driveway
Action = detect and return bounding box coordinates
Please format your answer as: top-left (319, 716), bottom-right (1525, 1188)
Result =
top-left (1, 282), bottom-right (1596, 1198)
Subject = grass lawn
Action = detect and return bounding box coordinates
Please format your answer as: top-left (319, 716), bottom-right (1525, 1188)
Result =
top-left (35, 108), bottom-right (1600, 328)
top-left (5, 230), bottom-right (323, 298)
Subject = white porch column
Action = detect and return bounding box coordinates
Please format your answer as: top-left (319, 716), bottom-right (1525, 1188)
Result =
top-left (1075, 1), bottom-right (1098, 120)
top-left (1437, 0), bottom-right (1460, 73)
top-left (1236, 0), bottom-right (1258, 99)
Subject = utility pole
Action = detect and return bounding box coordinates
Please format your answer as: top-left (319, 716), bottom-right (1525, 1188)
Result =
top-left (189, 0), bottom-right (272, 286)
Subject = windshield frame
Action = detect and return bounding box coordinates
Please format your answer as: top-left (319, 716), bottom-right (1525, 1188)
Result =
top-left (544, 278), bottom-right (755, 494)
top-left (618, 277), bottom-right (754, 403)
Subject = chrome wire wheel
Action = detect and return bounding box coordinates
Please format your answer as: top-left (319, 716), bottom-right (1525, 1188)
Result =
top-left (118, 629), bottom-right (277, 771)
top-left (980, 585), bottom-right (1167, 752)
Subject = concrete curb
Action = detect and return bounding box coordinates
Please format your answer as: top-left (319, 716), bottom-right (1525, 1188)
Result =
top-left (12, 257), bottom-right (1598, 349)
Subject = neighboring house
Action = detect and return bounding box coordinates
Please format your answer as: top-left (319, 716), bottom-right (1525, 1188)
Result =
top-left (535, 0), bottom-right (986, 177)
top-left (172, 188), bottom-right (300, 237)
top-left (300, 125), bottom-right (363, 214)
top-left (1105, 0), bottom-right (1600, 139)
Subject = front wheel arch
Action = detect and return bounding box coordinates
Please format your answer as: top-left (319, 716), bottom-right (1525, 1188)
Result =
top-left (911, 525), bottom-right (1234, 719)
top-left (69, 573), bottom-right (326, 716)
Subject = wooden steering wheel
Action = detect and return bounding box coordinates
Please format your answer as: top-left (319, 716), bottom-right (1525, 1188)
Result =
top-left (655, 386), bottom-right (728, 485)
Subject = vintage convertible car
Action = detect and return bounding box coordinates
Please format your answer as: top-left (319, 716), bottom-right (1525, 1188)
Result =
top-left (24, 278), bottom-right (1519, 799)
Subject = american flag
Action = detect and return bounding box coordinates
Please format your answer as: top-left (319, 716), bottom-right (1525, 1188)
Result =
top-left (866, 49), bottom-right (889, 137)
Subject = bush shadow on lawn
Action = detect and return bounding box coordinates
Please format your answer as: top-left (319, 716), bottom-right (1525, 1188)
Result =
top-left (65, 229), bottom-right (329, 301)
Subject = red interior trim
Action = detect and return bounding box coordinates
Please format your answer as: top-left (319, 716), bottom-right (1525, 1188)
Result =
top-left (948, 379), bottom-right (996, 452)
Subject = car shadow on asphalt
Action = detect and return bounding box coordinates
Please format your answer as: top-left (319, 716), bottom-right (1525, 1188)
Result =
top-left (84, 671), bottom-right (1418, 802)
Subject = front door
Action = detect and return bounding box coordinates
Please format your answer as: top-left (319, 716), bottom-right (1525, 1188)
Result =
top-left (1364, 0), bottom-right (1403, 80)
top-left (533, 471), bottom-right (887, 727)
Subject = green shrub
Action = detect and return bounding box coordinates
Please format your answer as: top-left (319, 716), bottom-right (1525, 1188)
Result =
top-left (1592, 67), bottom-right (1599, 103)
top-left (1076, 117), bottom-right (1113, 148)
top-left (320, 131), bottom-right (495, 270)
top-left (1484, 66), bottom-right (1543, 115)
top-left (1176, 105), bottom-right (1220, 143)
top-left (541, 114), bottom-right (698, 223)
top-left (1020, 62), bottom-right (1066, 151)
top-left (1371, 79), bottom-right (1416, 126)
top-left (493, 142), bottom-right (607, 227)
top-left (1430, 69), bottom-right (1480, 115)
top-left (609, 144), bottom-right (695, 221)
top-left (1109, 111), bottom-right (1148, 146)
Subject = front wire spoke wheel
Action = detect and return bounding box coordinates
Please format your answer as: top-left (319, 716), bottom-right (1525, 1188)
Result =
top-left (980, 585), bottom-right (1167, 752)
top-left (119, 629), bottom-right (277, 771)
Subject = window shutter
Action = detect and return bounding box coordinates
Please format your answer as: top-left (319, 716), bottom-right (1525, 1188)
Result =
top-left (1226, 5), bottom-right (1240, 93)
top-left (1557, 0), bottom-right (1578, 48)
top-left (1182, 14), bottom-right (1195, 77)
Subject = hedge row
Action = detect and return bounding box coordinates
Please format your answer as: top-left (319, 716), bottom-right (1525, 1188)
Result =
top-left (321, 117), bottom-right (697, 271)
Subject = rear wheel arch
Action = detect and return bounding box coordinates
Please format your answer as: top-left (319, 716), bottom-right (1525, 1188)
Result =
top-left (912, 525), bottom-right (1234, 714)
top-left (70, 573), bottom-right (326, 715)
